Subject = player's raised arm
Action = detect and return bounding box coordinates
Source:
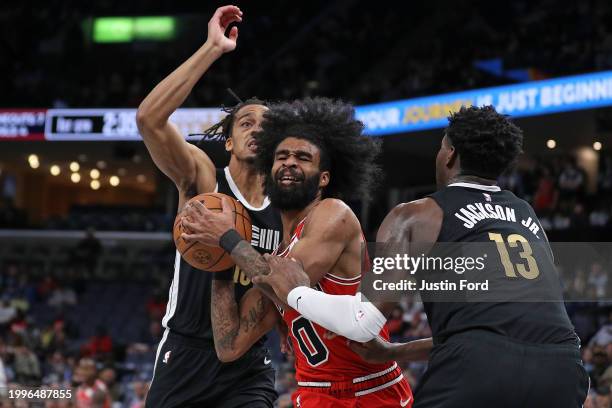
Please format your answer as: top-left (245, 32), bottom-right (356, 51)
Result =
top-left (136, 5), bottom-right (242, 193)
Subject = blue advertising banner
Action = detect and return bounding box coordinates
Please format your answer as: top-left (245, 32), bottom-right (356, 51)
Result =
top-left (355, 70), bottom-right (612, 136)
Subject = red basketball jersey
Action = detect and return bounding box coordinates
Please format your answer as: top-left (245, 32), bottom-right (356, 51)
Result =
top-left (274, 218), bottom-right (396, 383)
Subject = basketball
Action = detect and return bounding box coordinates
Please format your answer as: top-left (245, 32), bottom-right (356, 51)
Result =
top-left (173, 192), bottom-right (252, 271)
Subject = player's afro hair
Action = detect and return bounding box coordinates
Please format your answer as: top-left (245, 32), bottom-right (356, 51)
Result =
top-left (446, 105), bottom-right (523, 179)
top-left (254, 97), bottom-right (382, 201)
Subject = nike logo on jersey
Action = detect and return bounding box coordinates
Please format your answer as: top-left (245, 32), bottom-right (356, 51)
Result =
top-left (400, 396), bottom-right (412, 407)
top-left (264, 357), bottom-right (272, 365)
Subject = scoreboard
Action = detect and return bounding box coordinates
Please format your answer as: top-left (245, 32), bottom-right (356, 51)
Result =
top-left (43, 108), bottom-right (225, 141)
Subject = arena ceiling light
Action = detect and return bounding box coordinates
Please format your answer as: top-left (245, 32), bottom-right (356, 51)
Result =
top-left (546, 139), bottom-right (556, 149)
top-left (50, 165), bottom-right (60, 176)
top-left (28, 154), bottom-right (40, 169)
top-left (71, 173), bottom-right (81, 183)
top-left (70, 161), bottom-right (80, 172)
top-left (92, 16), bottom-right (176, 43)
top-left (90, 169), bottom-right (100, 179)
top-left (109, 176), bottom-right (120, 187)
top-left (90, 180), bottom-right (101, 190)
top-left (97, 161), bottom-right (107, 169)
top-left (593, 141), bottom-right (602, 151)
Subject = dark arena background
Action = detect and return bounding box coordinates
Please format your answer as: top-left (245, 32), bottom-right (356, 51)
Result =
top-left (1, 1), bottom-right (612, 407)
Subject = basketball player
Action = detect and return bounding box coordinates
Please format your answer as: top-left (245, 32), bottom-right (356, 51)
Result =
top-left (181, 98), bottom-right (414, 407)
top-left (255, 106), bottom-right (590, 407)
top-left (136, 5), bottom-right (281, 407)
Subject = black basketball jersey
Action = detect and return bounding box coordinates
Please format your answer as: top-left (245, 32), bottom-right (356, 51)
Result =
top-left (425, 182), bottom-right (578, 345)
top-left (163, 167), bottom-right (282, 343)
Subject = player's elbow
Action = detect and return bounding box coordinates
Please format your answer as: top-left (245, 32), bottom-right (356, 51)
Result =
top-left (136, 106), bottom-right (162, 133)
top-left (217, 351), bottom-right (238, 363)
top-left (215, 346), bottom-right (243, 363)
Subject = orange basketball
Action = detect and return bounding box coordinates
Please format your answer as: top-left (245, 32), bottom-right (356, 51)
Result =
top-left (173, 192), bottom-right (252, 272)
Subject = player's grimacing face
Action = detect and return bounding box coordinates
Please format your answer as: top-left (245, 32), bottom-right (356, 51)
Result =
top-left (266, 137), bottom-right (330, 210)
top-left (271, 137), bottom-right (324, 189)
top-left (226, 104), bottom-right (268, 160)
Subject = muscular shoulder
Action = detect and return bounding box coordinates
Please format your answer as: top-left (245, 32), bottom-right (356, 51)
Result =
top-left (390, 198), bottom-right (441, 223)
top-left (303, 198), bottom-right (360, 239)
top-left (378, 198), bottom-right (442, 243)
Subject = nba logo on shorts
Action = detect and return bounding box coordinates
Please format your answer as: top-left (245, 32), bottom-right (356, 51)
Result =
top-left (163, 350), bottom-right (172, 364)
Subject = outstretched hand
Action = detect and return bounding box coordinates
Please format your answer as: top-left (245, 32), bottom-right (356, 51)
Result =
top-left (206, 5), bottom-right (243, 54)
top-left (181, 196), bottom-right (235, 247)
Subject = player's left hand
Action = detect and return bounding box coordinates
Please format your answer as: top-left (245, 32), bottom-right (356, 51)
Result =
top-left (348, 336), bottom-right (396, 364)
top-left (181, 196), bottom-right (235, 246)
top-left (253, 254), bottom-right (310, 303)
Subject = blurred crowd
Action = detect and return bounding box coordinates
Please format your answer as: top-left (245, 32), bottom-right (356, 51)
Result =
top-left (2, 0), bottom-right (612, 108)
top-left (499, 153), bottom-right (612, 233)
top-left (0, 255), bottom-right (165, 407)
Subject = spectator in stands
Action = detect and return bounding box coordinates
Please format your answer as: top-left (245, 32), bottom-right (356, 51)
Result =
top-left (599, 156), bottom-right (612, 193)
top-left (384, 305), bottom-right (405, 341)
top-left (40, 320), bottom-right (68, 355)
top-left (588, 263), bottom-right (609, 300)
top-left (590, 312), bottom-right (612, 347)
top-left (126, 381), bottom-right (148, 408)
top-left (98, 367), bottom-right (122, 403)
top-left (532, 166), bottom-right (558, 212)
top-left (11, 335), bottom-right (41, 386)
top-left (74, 358), bottom-right (111, 408)
top-left (403, 310), bottom-right (432, 340)
top-left (81, 326), bottom-right (112, 359)
top-left (71, 228), bottom-right (102, 274)
top-left (591, 205), bottom-right (611, 227)
top-left (593, 387), bottom-right (611, 408)
top-left (145, 292), bottom-right (166, 321)
top-left (590, 345), bottom-right (610, 389)
top-left (558, 157), bottom-right (586, 198)
top-left (47, 283), bottom-right (77, 308)
top-left (498, 168), bottom-right (524, 197)
top-left (42, 351), bottom-right (69, 385)
top-left (0, 298), bottom-right (17, 330)
top-left (572, 202), bottom-right (590, 228)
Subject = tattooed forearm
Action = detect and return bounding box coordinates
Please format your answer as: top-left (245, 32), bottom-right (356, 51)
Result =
top-left (211, 280), bottom-right (268, 359)
top-left (230, 240), bottom-right (270, 279)
top-left (211, 280), bottom-right (240, 353)
top-left (229, 240), bottom-right (281, 301)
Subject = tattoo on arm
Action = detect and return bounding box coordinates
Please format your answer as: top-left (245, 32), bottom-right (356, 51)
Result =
top-left (211, 280), bottom-right (268, 354)
top-left (230, 240), bottom-right (270, 279)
